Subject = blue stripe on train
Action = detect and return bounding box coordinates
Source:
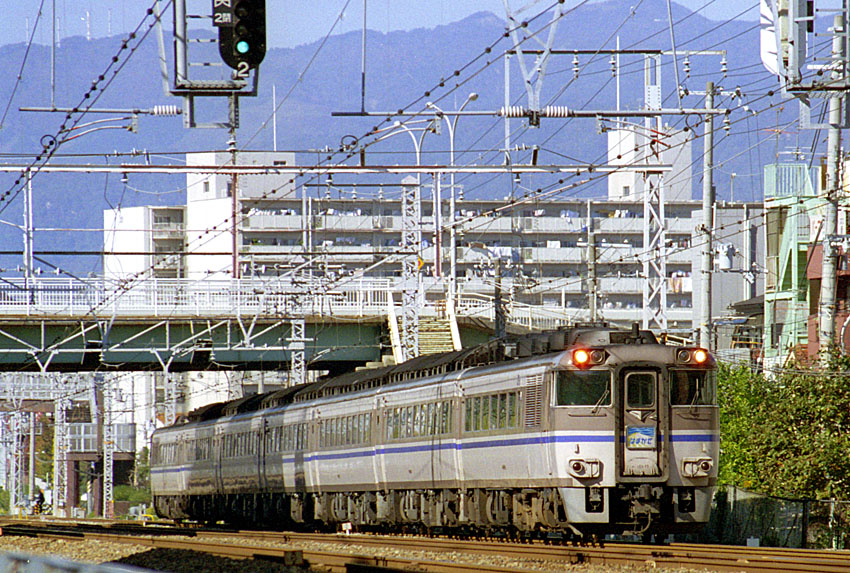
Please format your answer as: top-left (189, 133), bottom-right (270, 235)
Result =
top-left (152, 433), bottom-right (717, 473)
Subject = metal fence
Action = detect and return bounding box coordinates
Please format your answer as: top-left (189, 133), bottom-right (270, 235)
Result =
top-left (68, 423), bottom-right (135, 453)
top-left (0, 277), bottom-right (577, 331)
top-left (701, 486), bottom-right (850, 549)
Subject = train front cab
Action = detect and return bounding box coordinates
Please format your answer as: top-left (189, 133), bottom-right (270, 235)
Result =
top-left (551, 346), bottom-right (717, 536)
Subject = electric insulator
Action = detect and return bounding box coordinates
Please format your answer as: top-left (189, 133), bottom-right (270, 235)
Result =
top-left (721, 56), bottom-right (728, 77)
top-left (150, 105), bottom-right (181, 116)
top-left (610, 55), bottom-right (616, 77)
top-left (723, 114), bottom-right (731, 134)
top-left (543, 105), bottom-right (571, 118)
top-left (683, 57), bottom-right (690, 79)
top-left (572, 54), bottom-right (579, 79)
top-left (500, 106), bottom-right (527, 118)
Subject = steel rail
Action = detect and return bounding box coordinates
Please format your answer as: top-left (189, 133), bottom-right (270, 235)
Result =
top-left (2, 520), bottom-right (850, 573)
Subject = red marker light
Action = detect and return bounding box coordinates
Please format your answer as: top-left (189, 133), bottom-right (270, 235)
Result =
top-left (573, 349), bottom-right (590, 365)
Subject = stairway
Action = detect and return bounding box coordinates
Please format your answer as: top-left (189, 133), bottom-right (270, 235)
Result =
top-left (417, 317), bottom-right (456, 355)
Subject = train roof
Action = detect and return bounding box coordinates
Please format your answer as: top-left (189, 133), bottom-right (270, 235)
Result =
top-left (178, 324), bottom-right (660, 426)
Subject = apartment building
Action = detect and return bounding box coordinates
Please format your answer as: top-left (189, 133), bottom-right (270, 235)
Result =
top-left (104, 147), bottom-right (764, 339)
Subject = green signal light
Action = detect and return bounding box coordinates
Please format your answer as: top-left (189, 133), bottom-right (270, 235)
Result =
top-left (236, 40), bottom-right (250, 54)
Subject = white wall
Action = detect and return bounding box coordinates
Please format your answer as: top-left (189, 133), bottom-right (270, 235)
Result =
top-left (185, 197), bottom-right (233, 279)
top-left (184, 151), bottom-right (298, 279)
top-left (607, 129), bottom-right (642, 200)
top-left (103, 207), bottom-right (148, 279)
top-left (186, 151), bottom-right (297, 203)
top-left (607, 126), bottom-right (693, 202)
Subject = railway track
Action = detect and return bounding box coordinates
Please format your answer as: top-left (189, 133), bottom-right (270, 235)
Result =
top-left (1, 518), bottom-right (849, 572)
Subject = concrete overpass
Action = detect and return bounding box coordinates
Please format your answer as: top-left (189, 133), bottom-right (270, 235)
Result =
top-left (0, 276), bottom-right (573, 373)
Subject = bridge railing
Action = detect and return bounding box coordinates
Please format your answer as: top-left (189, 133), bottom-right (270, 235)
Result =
top-left (0, 277), bottom-right (576, 330)
top-left (456, 292), bottom-right (577, 330)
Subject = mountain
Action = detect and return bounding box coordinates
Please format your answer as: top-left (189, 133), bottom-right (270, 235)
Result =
top-left (0, 1), bottom-right (802, 274)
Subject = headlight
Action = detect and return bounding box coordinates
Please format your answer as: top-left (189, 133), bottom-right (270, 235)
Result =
top-left (572, 348), bottom-right (607, 369)
top-left (682, 457), bottom-right (713, 478)
top-left (568, 458), bottom-right (601, 479)
top-left (676, 348), bottom-right (711, 365)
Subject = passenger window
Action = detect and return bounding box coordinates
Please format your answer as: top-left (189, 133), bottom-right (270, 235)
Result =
top-left (405, 406), bottom-right (413, 438)
top-left (670, 370), bottom-right (716, 405)
top-left (556, 370), bottom-right (611, 406)
top-left (627, 372), bottom-right (656, 408)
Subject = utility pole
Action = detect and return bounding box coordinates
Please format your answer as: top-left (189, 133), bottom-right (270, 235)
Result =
top-left (52, 383), bottom-right (69, 517)
top-left (102, 375), bottom-right (114, 519)
top-left (819, 13), bottom-right (845, 356)
top-left (28, 412), bottom-right (36, 513)
top-left (229, 95), bottom-right (240, 279)
top-left (9, 406), bottom-right (23, 514)
top-left (586, 199), bottom-right (598, 322)
top-left (700, 81), bottom-right (715, 350)
top-left (494, 257), bottom-right (506, 339)
top-left (400, 176), bottom-right (421, 360)
top-left (23, 171), bottom-right (34, 293)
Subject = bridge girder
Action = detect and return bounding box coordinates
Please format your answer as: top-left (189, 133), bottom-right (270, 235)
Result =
top-left (0, 317), bottom-right (383, 372)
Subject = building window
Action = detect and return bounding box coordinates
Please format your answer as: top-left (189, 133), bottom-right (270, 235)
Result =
top-left (623, 185), bottom-right (630, 196)
top-left (203, 181), bottom-right (210, 193)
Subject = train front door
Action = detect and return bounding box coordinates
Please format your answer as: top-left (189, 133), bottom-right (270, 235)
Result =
top-left (618, 370), bottom-right (666, 479)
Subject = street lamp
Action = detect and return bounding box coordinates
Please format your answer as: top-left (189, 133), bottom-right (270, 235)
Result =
top-left (469, 241), bottom-right (506, 340)
top-left (426, 92), bottom-right (478, 312)
top-left (370, 119), bottom-right (433, 165)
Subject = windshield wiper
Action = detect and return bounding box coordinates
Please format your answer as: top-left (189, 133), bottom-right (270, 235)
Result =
top-left (591, 386), bottom-right (610, 414)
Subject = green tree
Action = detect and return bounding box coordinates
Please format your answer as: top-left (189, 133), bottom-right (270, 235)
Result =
top-left (718, 352), bottom-right (850, 499)
top-left (716, 363), bottom-right (767, 488)
top-left (134, 446), bottom-right (150, 488)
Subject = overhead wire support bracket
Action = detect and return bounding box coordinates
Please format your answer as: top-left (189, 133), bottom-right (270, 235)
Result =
top-left (502, 0), bottom-right (565, 126)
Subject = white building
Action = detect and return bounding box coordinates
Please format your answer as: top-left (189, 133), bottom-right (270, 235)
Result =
top-left (104, 206), bottom-right (185, 279)
top-left (184, 151), bottom-right (297, 279)
top-left (607, 126), bottom-right (693, 202)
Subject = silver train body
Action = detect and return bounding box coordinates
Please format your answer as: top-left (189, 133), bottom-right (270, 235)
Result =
top-left (151, 327), bottom-right (718, 536)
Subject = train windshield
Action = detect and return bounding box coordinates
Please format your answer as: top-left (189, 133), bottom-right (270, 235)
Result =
top-left (669, 370), bottom-right (717, 405)
top-left (555, 370), bottom-right (611, 406)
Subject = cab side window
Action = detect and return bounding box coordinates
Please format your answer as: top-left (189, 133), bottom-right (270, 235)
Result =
top-left (555, 371), bottom-right (610, 406)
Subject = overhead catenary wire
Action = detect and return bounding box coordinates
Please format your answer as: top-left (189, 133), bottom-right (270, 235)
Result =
top-left (47, 0), bottom-right (591, 323)
top-left (0, 1), bottom-right (832, 374)
top-left (0, 0), bottom-right (47, 130)
top-left (0, 0), bottom-right (172, 217)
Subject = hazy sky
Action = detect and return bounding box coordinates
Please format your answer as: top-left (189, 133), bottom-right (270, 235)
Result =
top-left (3, 1), bottom-right (761, 49)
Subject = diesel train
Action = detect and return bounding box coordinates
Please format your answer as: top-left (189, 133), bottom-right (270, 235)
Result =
top-left (151, 325), bottom-right (718, 537)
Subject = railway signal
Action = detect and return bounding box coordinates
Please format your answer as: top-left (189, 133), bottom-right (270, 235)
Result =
top-left (216, 0), bottom-right (267, 71)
